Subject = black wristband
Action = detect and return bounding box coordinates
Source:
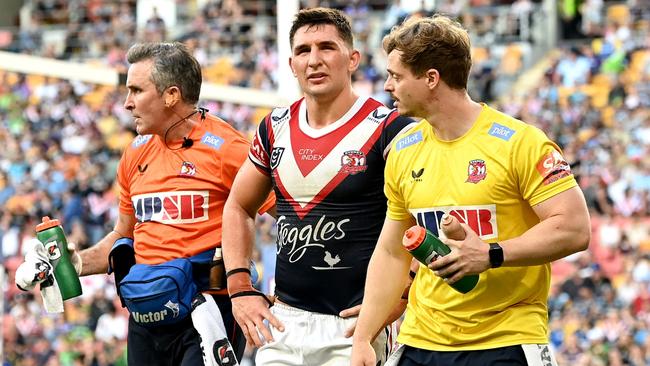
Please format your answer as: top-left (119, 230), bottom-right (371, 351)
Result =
top-left (226, 268), bottom-right (251, 278)
top-left (229, 290), bottom-right (273, 306)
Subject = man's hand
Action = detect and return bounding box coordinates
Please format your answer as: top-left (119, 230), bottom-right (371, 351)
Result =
top-left (15, 239), bottom-right (53, 291)
top-left (428, 222), bottom-right (490, 284)
top-left (67, 242), bottom-right (83, 275)
top-left (340, 298), bottom-right (407, 339)
top-left (350, 340), bottom-right (377, 366)
top-left (231, 295), bottom-right (284, 347)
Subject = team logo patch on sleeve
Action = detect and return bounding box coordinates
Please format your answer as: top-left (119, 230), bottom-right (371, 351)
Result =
top-left (340, 150), bottom-right (367, 175)
top-left (536, 150), bottom-right (572, 185)
top-left (132, 134), bottom-right (152, 147)
top-left (488, 123), bottom-right (515, 141)
top-left (396, 131), bottom-right (423, 151)
top-left (201, 132), bottom-right (224, 150)
top-left (466, 159), bottom-right (487, 183)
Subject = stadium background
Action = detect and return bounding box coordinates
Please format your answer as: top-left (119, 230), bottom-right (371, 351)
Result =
top-left (0, 0), bottom-right (649, 365)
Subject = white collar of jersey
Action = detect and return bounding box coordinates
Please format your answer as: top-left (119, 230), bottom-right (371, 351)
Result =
top-left (299, 96), bottom-right (369, 138)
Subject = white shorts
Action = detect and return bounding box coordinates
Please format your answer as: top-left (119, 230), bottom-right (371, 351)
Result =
top-left (256, 302), bottom-right (395, 366)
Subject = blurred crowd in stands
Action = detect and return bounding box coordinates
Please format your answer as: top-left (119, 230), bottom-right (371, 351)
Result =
top-left (1, 0), bottom-right (650, 365)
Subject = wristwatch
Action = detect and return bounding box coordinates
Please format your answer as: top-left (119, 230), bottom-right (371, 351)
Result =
top-left (489, 243), bottom-right (504, 268)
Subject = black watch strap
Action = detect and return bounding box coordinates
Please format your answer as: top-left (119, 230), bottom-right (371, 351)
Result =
top-left (489, 242), bottom-right (504, 268)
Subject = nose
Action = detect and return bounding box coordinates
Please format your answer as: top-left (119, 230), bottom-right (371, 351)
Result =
top-left (124, 92), bottom-right (134, 111)
top-left (384, 77), bottom-right (393, 92)
top-left (308, 48), bottom-right (321, 67)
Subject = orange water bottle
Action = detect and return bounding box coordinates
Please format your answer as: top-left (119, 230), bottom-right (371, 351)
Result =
top-left (402, 215), bottom-right (478, 294)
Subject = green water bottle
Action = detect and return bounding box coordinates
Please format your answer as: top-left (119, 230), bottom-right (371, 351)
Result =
top-left (402, 225), bottom-right (479, 294)
top-left (36, 216), bottom-right (82, 300)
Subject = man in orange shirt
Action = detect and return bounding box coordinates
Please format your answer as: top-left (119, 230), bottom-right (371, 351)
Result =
top-left (17, 42), bottom-right (273, 365)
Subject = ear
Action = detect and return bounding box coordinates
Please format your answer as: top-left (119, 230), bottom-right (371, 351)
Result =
top-left (164, 86), bottom-right (181, 107)
top-left (425, 69), bottom-right (440, 90)
top-left (348, 49), bottom-right (361, 73)
top-left (288, 57), bottom-right (297, 77)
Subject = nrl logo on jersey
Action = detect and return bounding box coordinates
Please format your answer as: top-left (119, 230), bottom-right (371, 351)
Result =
top-left (270, 147), bottom-right (285, 170)
top-left (340, 150), bottom-right (367, 175)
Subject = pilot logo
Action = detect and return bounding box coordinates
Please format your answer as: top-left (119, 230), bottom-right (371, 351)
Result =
top-left (180, 161), bottom-right (196, 177)
top-left (466, 159), bottom-right (487, 183)
top-left (164, 300), bottom-right (180, 318)
top-left (270, 147), bottom-right (285, 170)
top-left (340, 150), bottom-right (367, 175)
top-left (411, 168), bottom-right (424, 182)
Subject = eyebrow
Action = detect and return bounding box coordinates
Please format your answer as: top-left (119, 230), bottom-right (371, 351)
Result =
top-left (293, 40), bottom-right (339, 53)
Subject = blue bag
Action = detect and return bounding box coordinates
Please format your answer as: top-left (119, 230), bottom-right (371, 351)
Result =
top-left (119, 258), bottom-right (197, 327)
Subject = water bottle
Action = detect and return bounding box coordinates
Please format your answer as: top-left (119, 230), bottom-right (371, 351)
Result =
top-left (402, 218), bottom-right (478, 294)
top-left (36, 216), bottom-right (82, 300)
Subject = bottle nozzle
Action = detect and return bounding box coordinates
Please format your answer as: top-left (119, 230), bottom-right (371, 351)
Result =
top-left (403, 226), bottom-right (427, 251)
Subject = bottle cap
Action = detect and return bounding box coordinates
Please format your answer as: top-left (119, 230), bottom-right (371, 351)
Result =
top-left (36, 216), bottom-right (61, 232)
top-left (403, 226), bottom-right (426, 251)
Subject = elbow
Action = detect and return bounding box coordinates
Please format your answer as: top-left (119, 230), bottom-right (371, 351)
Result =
top-left (571, 222), bottom-right (591, 253)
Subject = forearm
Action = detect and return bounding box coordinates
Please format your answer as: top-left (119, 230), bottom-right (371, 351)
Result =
top-left (354, 218), bottom-right (413, 343)
top-left (222, 201), bottom-right (256, 272)
top-left (79, 230), bottom-right (122, 275)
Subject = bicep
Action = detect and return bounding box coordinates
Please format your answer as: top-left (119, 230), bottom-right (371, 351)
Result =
top-left (531, 186), bottom-right (589, 222)
top-left (226, 159), bottom-right (273, 218)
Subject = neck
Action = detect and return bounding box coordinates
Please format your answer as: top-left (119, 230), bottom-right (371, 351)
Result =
top-left (424, 89), bottom-right (483, 141)
top-left (163, 106), bottom-right (199, 142)
top-left (303, 87), bottom-right (358, 129)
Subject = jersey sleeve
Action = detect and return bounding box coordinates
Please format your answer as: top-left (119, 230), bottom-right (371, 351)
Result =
top-left (248, 115), bottom-right (272, 175)
top-left (514, 125), bottom-right (578, 207)
top-left (380, 112), bottom-right (417, 159)
top-left (384, 145), bottom-right (411, 221)
top-left (116, 149), bottom-right (134, 216)
top-left (221, 134), bottom-right (251, 190)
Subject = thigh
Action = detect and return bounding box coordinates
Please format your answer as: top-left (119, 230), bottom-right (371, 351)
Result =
top-left (255, 305), bottom-right (306, 366)
top-left (127, 316), bottom-right (204, 366)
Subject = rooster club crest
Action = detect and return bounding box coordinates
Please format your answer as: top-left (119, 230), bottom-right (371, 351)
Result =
top-left (466, 159), bottom-right (487, 183)
top-left (340, 150), bottom-right (367, 175)
top-left (179, 161), bottom-right (196, 177)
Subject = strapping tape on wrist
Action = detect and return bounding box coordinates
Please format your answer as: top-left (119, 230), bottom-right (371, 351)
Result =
top-left (227, 267), bottom-right (272, 306)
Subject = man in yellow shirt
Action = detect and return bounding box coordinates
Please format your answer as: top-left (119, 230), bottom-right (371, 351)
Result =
top-left (351, 14), bottom-right (590, 366)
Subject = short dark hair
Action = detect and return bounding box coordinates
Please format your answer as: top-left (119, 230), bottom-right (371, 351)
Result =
top-left (126, 42), bottom-right (202, 104)
top-left (383, 14), bottom-right (472, 90)
top-left (289, 7), bottom-right (353, 48)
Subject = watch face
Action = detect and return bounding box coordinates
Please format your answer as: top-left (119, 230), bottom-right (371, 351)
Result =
top-left (489, 243), bottom-right (503, 268)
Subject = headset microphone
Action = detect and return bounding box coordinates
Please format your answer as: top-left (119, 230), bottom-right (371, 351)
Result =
top-left (181, 137), bottom-right (194, 148)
